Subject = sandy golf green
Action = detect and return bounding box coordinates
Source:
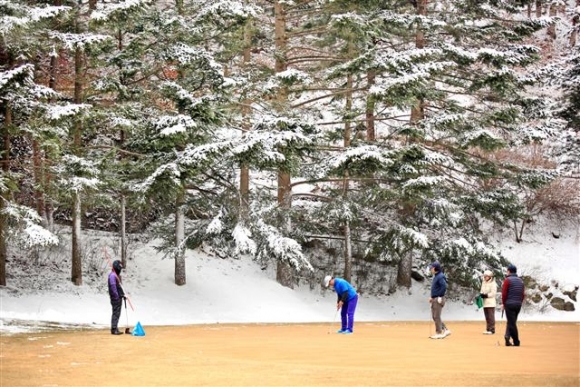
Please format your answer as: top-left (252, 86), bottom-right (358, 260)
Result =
top-left (1, 321), bottom-right (578, 386)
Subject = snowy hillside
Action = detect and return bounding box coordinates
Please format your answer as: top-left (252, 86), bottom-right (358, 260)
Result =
top-left (0, 217), bottom-right (578, 335)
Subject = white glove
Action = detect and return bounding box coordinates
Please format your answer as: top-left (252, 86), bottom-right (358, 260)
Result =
top-left (437, 297), bottom-right (442, 304)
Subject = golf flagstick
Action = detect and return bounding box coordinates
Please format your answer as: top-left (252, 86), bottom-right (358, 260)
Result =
top-left (124, 297), bottom-right (131, 334)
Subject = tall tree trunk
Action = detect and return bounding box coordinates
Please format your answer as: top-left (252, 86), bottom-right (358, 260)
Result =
top-left (120, 195), bottom-right (127, 267)
top-left (274, 0), bottom-right (294, 288)
top-left (527, 3), bottom-right (531, 18)
top-left (240, 21), bottom-right (252, 218)
top-left (397, 0), bottom-right (429, 288)
top-left (411, 0), bottom-right (427, 125)
top-left (0, 103), bottom-right (12, 286)
top-left (275, 0), bottom-right (290, 207)
top-left (0, 196), bottom-right (5, 287)
top-left (71, 193), bottom-right (82, 285)
top-left (174, 190), bottom-right (186, 286)
top-left (71, 8), bottom-right (84, 285)
top-left (343, 221), bottom-right (352, 282)
top-left (342, 71), bottom-right (353, 282)
top-left (396, 251), bottom-right (413, 288)
top-left (571, 15), bottom-right (578, 47)
top-left (366, 69), bottom-right (376, 142)
top-left (535, 0), bottom-right (542, 18)
top-left (32, 139), bottom-right (47, 226)
top-left (547, 3), bottom-right (557, 40)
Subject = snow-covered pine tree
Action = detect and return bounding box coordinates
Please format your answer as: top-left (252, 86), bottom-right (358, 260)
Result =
top-left (558, 45), bottom-right (580, 171)
top-left (123, 0), bottom-right (257, 285)
top-left (0, 1), bottom-right (67, 285)
top-left (297, 0), bottom-right (558, 289)
top-left (42, 1), bottom-right (114, 285)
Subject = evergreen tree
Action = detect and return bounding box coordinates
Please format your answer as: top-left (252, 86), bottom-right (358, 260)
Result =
top-left (0, 1), bottom-right (66, 285)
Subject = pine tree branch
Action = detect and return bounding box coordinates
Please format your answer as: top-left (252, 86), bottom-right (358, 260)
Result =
top-left (303, 234), bottom-right (370, 243)
top-left (87, 145), bottom-right (145, 158)
top-left (291, 87), bottom-right (366, 108)
top-left (286, 56), bottom-right (346, 65)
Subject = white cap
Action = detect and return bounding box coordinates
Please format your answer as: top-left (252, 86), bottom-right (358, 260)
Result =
top-left (324, 275), bottom-right (332, 287)
top-left (483, 270), bottom-right (493, 277)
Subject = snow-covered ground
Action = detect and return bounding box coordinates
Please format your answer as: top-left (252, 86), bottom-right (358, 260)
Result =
top-left (0, 220), bottom-right (578, 335)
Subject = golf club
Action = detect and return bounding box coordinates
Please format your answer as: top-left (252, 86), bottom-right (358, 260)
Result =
top-left (327, 309), bottom-right (339, 334)
top-left (497, 309), bottom-right (504, 347)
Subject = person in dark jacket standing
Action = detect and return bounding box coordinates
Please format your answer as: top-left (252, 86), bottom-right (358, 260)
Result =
top-left (502, 264), bottom-right (524, 346)
top-left (324, 275), bottom-right (358, 334)
top-left (108, 260), bottom-right (125, 335)
top-left (429, 261), bottom-right (451, 339)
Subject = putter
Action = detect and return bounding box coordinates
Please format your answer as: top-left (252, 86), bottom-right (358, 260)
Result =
top-left (327, 309), bottom-right (339, 334)
top-left (497, 309), bottom-right (504, 347)
top-left (124, 298), bottom-right (131, 334)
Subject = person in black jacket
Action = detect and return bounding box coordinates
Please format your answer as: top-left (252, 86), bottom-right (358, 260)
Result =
top-left (108, 260), bottom-right (125, 335)
top-left (501, 264), bottom-right (525, 346)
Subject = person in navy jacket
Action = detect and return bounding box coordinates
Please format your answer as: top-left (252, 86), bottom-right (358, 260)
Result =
top-left (324, 275), bottom-right (358, 334)
top-left (502, 264), bottom-right (525, 346)
top-left (429, 261), bottom-right (451, 339)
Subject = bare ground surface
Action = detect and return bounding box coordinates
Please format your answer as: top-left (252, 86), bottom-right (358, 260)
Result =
top-left (1, 321), bottom-right (578, 387)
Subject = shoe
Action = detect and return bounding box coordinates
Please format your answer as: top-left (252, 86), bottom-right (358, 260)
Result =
top-left (343, 329), bottom-right (353, 334)
top-left (337, 329), bottom-right (347, 334)
top-left (483, 331), bottom-right (493, 335)
top-left (514, 341), bottom-right (520, 347)
top-left (443, 329), bottom-right (451, 337)
top-left (111, 329), bottom-right (123, 335)
top-left (505, 337), bottom-right (512, 346)
top-left (430, 333), bottom-right (445, 339)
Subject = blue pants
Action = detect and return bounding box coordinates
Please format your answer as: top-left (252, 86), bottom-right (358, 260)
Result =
top-left (341, 295), bottom-right (359, 332)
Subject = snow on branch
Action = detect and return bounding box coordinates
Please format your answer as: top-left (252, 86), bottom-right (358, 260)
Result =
top-left (329, 145), bottom-right (394, 171)
top-left (91, 0), bottom-right (152, 21)
top-left (179, 141), bottom-right (232, 167)
top-left (206, 210), bottom-right (224, 235)
top-left (373, 48), bottom-right (443, 71)
top-left (133, 163), bottom-right (181, 193)
top-left (27, 5), bottom-right (70, 22)
top-left (196, 0), bottom-right (260, 20)
top-left (47, 104), bottom-right (92, 120)
top-left (157, 114), bottom-right (197, 136)
top-left (232, 223), bottom-right (257, 256)
top-left (0, 4), bottom-right (70, 33)
top-left (379, 11), bottom-right (447, 29)
top-left (49, 32), bottom-right (111, 50)
top-left (54, 155), bottom-right (101, 193)
top-left (402, 176), bottom-right (446, 190)
top-left (2, 202), bottom-right (58, 248)
top-left (256, 220), bottom-right (313, 272)
top-left (167, 43), bottom-right (218, 68)
top-left (396, 225), bottom-right (429, 249)
top-left (275, 69), bottom-right (312, 85)
top-left (0, 65), bottom-right (34, 92)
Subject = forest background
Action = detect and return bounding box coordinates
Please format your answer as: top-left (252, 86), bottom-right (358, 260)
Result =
top-left (0, 0), bottom-right (579, 311)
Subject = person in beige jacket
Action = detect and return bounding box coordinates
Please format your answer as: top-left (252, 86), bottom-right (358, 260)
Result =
top-left (479, 270), bottom-right (497, 334)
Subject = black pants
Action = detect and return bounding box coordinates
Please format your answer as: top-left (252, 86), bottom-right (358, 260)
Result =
top-left (504, 304), bottom-right (521, 344)
top-left (111, 298), bottom-right (122, 330)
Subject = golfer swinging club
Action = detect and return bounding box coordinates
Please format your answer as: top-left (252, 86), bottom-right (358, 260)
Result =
top-left (324, 275), bottom-right (359, 334)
